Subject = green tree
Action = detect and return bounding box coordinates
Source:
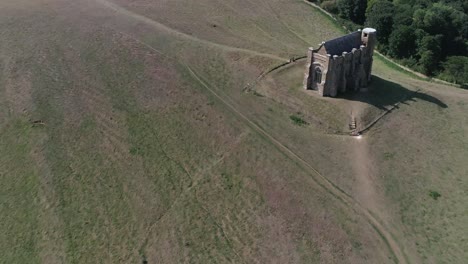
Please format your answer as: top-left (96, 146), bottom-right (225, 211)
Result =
top-left (439, 56), bottom-right (468, 85)
top-left (413, 3), bottom-right (467, 56)
top-left (332, 0), bottom-right (468, 79)
top-left (416, 3), bottom-right (456, 36)
top-left (393, 4), bottom-right (414, 27)
top-left (419, 50), bottom-right (437, 75)
top-left (365, 1), bottom-right (395, 44)
top-left (337, 0), bottom-right (367, 24)
top-left (321, 1), bottom-right (339, 14)
top-left (417, 34), bottom-right (443, 75)
top-left (388, 26), bottom-right (417, 58)
top-left (366, 0), bottom-right (379, 14)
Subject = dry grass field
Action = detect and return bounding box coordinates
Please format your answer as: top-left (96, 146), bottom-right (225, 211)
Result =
top-left (1, 0), bottom-right (467, 263)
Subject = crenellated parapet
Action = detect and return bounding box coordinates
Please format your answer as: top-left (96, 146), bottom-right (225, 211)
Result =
top-left (303, 28), bottom-right (377, 97)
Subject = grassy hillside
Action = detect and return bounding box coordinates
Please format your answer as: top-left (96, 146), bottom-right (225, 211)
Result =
top-left (0, 0), bottom-right (466, 263)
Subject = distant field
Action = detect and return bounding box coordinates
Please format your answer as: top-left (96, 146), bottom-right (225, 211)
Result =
top-left (0, 0), bottom-right (467, 263)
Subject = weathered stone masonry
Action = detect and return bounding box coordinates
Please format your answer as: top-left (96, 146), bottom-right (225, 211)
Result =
top-left (304, 28), bottom-right (377, 97)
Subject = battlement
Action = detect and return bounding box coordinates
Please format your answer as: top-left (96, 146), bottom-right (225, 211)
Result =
top-left (303, 28), bottom-right (377, 97)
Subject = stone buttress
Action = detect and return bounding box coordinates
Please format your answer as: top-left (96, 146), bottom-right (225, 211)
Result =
top-left (303, 28), bottom-right (377, 97)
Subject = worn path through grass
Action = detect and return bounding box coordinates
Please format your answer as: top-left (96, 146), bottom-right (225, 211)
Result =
top-left (186, 65), bottom-right (407, 264)
top-left (3, 0), bottom-right (465, 262)
top-left (94, 0), bottom-right (289, 62)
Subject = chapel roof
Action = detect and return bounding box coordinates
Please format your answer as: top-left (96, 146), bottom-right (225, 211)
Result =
top-left (323, 31), bottom-right (362, 56)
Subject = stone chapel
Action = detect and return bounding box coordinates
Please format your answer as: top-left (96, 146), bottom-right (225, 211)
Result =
top-left (303, 28), bottom-right (377, 97)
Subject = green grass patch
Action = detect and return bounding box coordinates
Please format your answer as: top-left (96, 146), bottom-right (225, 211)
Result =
top-left (253, 91), bottom-right (264, 97)
top-left (429, 190), bottom-right (441, 200)
top-left (0, 118), bottom-right (40, 263)
top-left (374, 53), bottom-right (426, 81)
top-left (302, 1), bottom-right (347, 34)
top-left (383, 152), bottom-right (395, 160)
top-left (290, 114), bottom-right (309, 126)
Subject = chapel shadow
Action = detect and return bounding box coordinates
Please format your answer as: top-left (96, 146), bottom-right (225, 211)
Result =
top-left (337, 76), bottom-right (448, 109)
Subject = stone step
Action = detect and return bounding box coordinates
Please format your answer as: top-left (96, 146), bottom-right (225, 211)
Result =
top-left (349, 118), bottom-right (357, 130)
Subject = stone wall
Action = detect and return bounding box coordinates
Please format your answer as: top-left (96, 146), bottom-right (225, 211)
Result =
top-left (303, 28), bottom-right (377, 97)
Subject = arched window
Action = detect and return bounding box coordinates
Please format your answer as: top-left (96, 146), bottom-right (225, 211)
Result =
top-left (314, 67), bottom-right (322, 84)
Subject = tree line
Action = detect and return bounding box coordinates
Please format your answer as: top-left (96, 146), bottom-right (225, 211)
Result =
top-left (311, 0), bottom-right (468, 86)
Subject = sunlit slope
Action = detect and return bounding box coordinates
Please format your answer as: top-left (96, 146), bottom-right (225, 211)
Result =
top-left (367, 62), bottom-right (468, 263)
top-left (0, 0), bottom-right (392, 263)
top-left (0, 0), bottom-right (467, 263)
top-left (110, 0), bottom-right (340, 57)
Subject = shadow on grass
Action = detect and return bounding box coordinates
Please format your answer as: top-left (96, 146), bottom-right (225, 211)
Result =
top-left (338, 76), bottom-right (448, 109)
